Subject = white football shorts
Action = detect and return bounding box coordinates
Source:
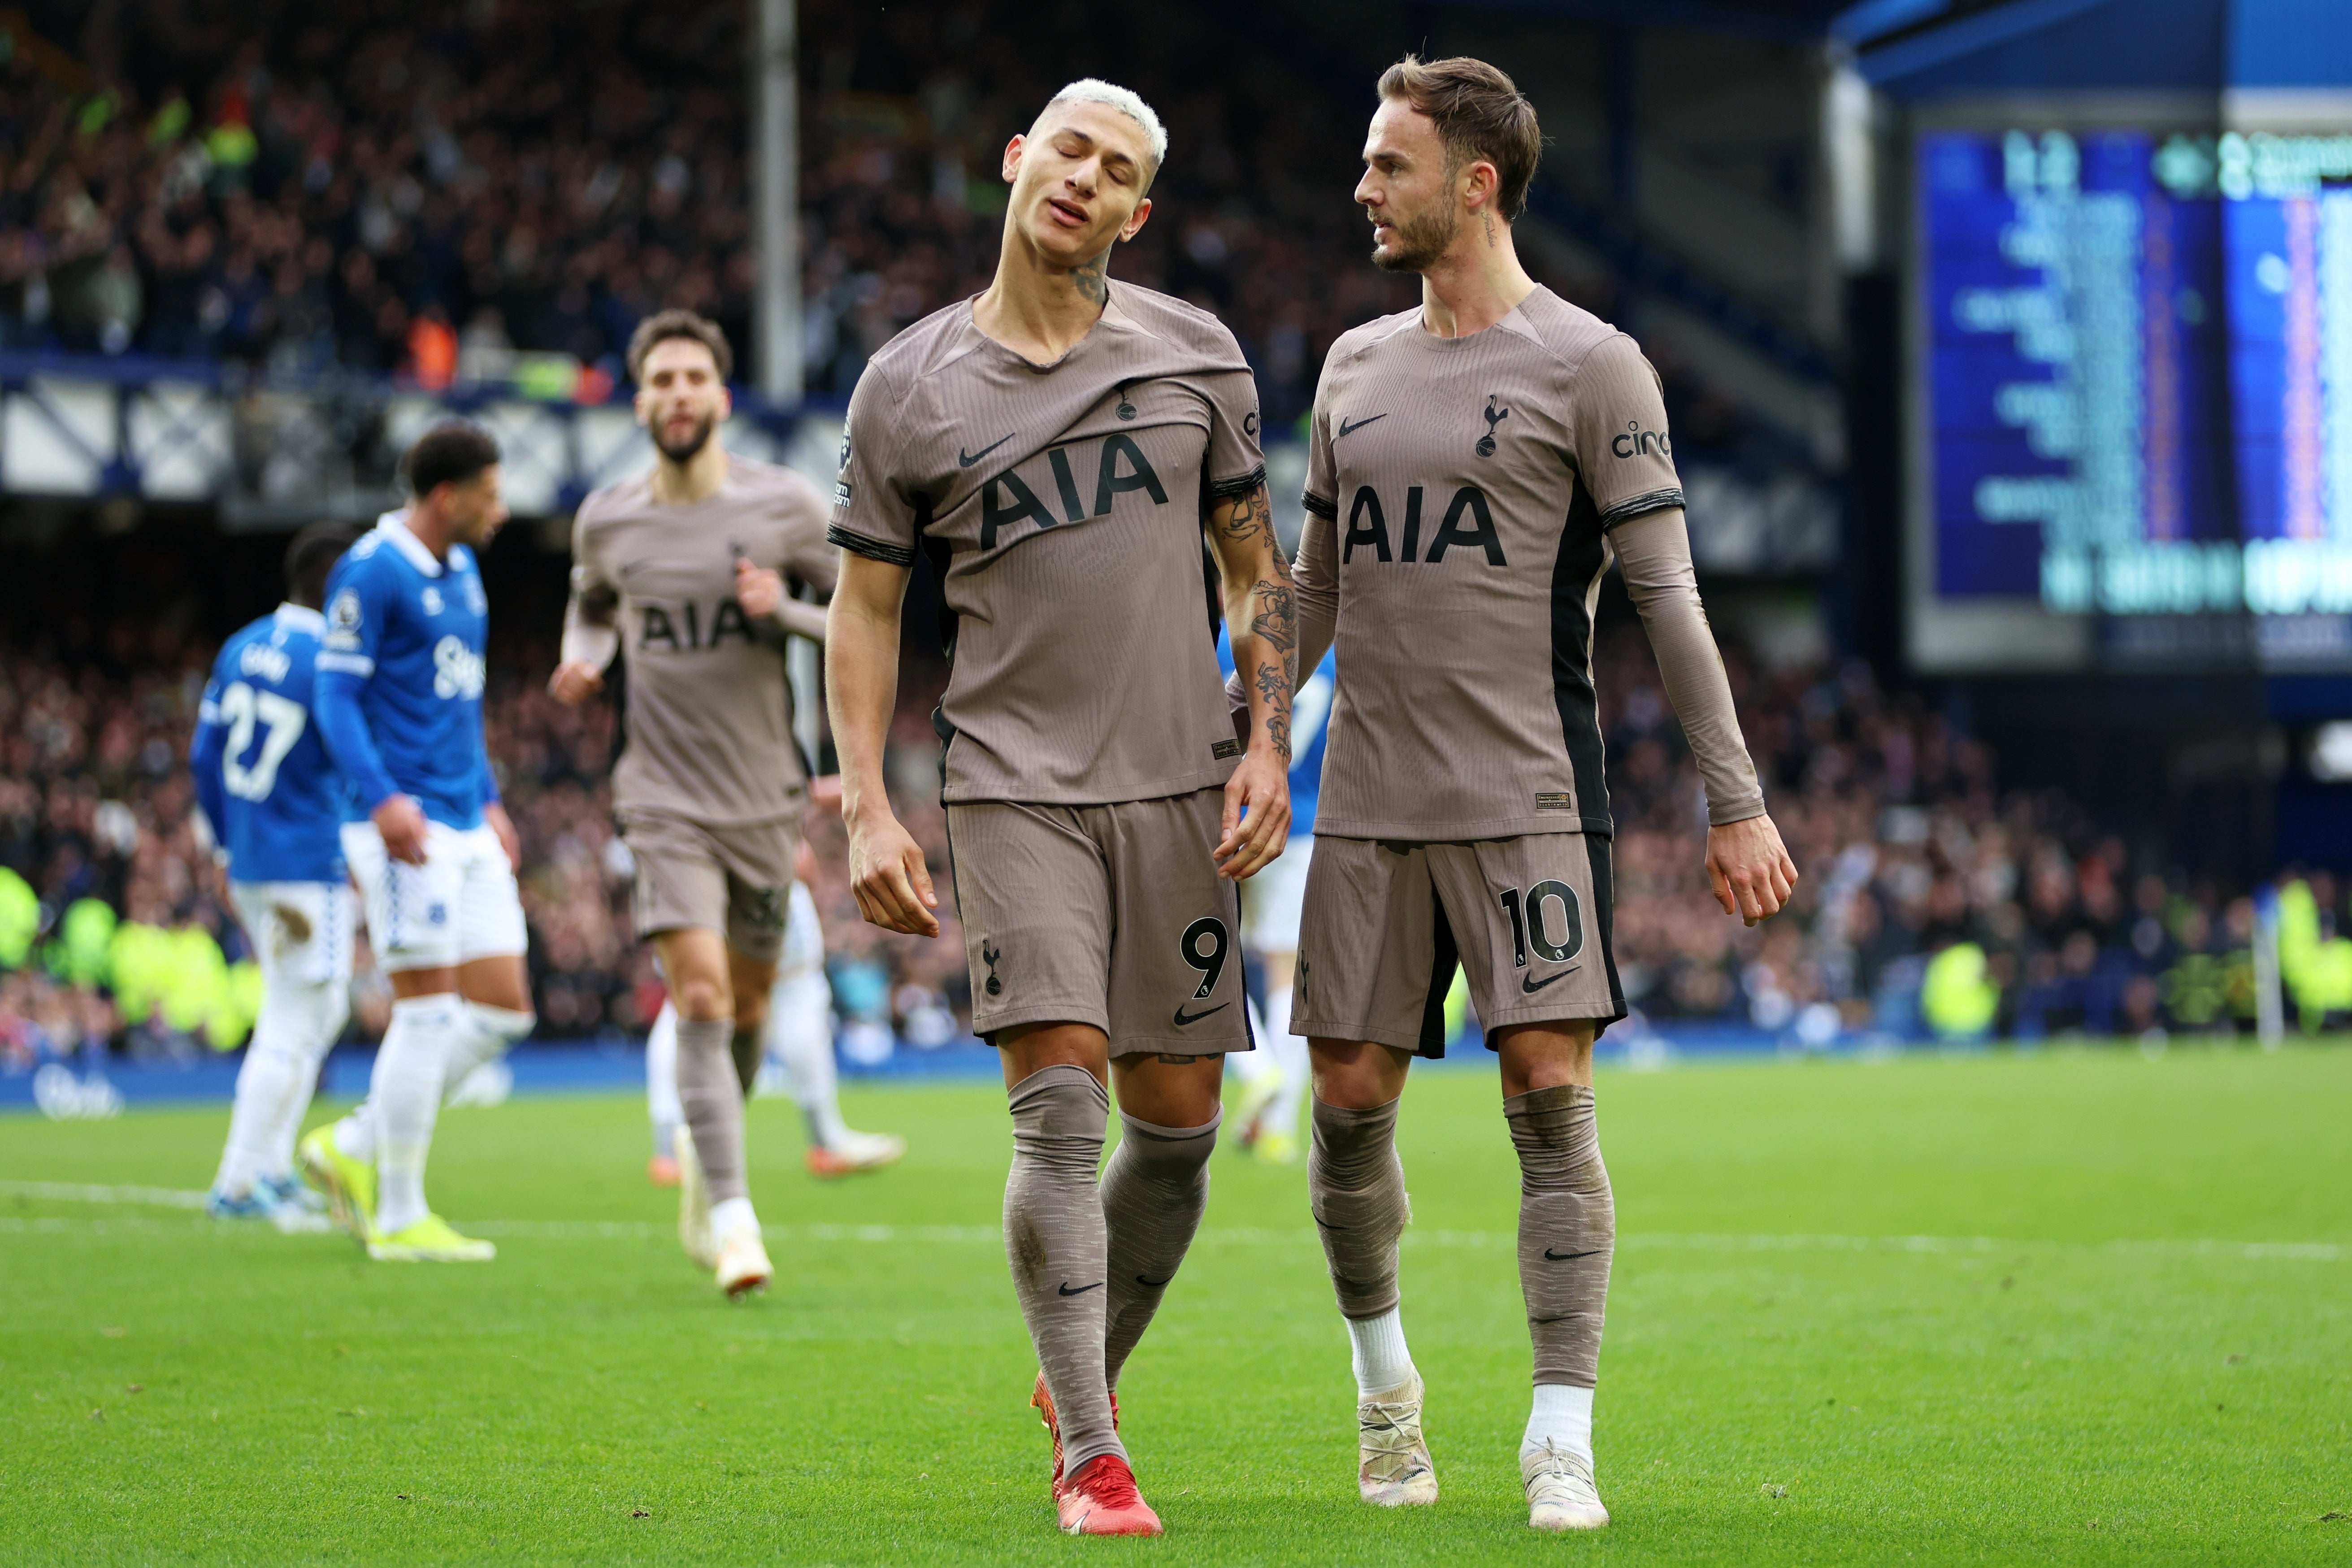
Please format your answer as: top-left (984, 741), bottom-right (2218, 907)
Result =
top-left (341, 818), bottom-right (526, 973)
top-left (228, 879), bottom-right (358, 991)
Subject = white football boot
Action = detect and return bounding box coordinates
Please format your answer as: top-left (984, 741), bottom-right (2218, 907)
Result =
top-left (714, 1220), bottom-right (773, 1299)
top-left (1522, 1440), bottom-right (1609, 1530)
top-left (1357, 1375), bottom-right (1439, 1506)
top-left (805, 1128), bottom-right (906, 1177)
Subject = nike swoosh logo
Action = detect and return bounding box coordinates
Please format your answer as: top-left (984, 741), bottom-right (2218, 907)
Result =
top-left (1057, 1281), bottom-right (1103, 1296)
top-left (1337, 413), bottom-right (1387, 439)
top-left (959, 434), bottom-right (1015, 468)
top-left (1136, 1274), bottom-right (1173, 1288)
top-left (1521, 967), bottom-right (1579, 994)
top-left (1172, 1002), bottom-right (1228, 1026)
top-left (1544, 1247), bottom-right (1603, 1261)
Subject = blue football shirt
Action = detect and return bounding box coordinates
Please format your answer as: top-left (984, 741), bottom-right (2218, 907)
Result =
top-left (190, 604), bottom-right (347, 886)
top-left (314, 513), bottom-right (498, 830)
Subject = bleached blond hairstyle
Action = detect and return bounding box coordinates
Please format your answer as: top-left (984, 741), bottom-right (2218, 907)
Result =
top-left (1035, 78), bottom-right (1167, 182)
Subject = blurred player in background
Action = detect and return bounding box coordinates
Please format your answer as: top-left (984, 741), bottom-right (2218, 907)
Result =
top-left (191, 522), bottom-right (361, 1225)
top-left (552, 309), bottom-right (866, 1298)
top-left (300, 421), bottom-right (533, 1264)
top-left (646, 839), bottom-right (906, 1184)
top-left (828, 80), bottom-right (1293, 1536)
top-left (1293, 58), bottom-right (1798, 1531)
top-left (1219, 635), bottom-right (1337, 1164)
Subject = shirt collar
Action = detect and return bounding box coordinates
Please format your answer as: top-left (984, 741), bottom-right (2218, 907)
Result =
top-left (373, 510), bottom-right (444, 577)
top-left (273, 602), bottom-right (326, 633)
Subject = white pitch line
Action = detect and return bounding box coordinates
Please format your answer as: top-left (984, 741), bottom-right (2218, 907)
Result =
top-left (1, 1181), bottom-right (2342, 1262)
top-left (0, 1179), bottom-right (210, 1209)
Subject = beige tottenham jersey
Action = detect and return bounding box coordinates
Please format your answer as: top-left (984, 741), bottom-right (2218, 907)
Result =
top-left (567, 456), bottom-right (834, 825)
top-left (828, 283), bottom-right (1264, 806)
top-left (1299, 285), bottom-right (1757, 840)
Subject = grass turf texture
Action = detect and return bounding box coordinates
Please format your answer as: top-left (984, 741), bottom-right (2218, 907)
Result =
top-left (3, 1048), bottom-right (2348, 1565)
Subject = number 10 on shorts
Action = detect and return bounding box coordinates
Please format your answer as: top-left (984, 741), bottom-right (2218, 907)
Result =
top-left (1497, 882), bottom-right (1584, 969)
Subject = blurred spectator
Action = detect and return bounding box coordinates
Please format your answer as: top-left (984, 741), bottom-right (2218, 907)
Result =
top-left (0, 0), bottom-right (1801, 480)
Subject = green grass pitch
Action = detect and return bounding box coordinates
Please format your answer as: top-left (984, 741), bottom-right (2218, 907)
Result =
top-left (4, 1047), bottom-right (2349, 1565)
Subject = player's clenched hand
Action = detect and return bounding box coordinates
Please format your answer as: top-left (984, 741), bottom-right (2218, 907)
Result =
top-left (734, 557), bottom-right (786, 620)
top-left (483, 801), bottom-right (522, 871)
top-left (373, 794), bottom-right (432, 867)
top-left (1706, 813), bottom-right (1798, 927)
top-left (846, 809), bottom-right (940, 937)
top-left (547, 661), bottom-right (604, 705)
top-left (1216, 753), bottom-right (1291, 881)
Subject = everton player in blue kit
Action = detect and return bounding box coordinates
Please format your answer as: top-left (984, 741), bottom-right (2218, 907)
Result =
top-left (300, 421), bottom-right (533, 1263)
top-left (193, 523), bottom-right (364, 1224)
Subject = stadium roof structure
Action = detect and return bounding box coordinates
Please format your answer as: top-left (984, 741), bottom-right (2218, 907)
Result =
top-left (1440, 0), bottom-right (1854, 41)
top-left (1831, 0), bottom-right (2352, 96)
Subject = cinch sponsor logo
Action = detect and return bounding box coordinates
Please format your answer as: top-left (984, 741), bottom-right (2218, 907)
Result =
top-left (1340, 485), bottom-right (1507, 567)
top-left (978, 433), bottom-right (1167, 549)
top-left (1612, 420), bottom-right (1671, 459)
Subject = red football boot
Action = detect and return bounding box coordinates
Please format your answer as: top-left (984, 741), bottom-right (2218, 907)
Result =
top-left (1029, 1372), bottom-right (1119, 1489)
top-left (1056, 1454), bottom-right (1163, 1536)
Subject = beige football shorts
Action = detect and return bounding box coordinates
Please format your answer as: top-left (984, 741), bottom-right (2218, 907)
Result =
top-left (1292, 832), bottom-right (1625, 1055)
top-left (620, 808), bottom-right (798, 965)
top-left (946, 787), bottom-right (1253, 1057)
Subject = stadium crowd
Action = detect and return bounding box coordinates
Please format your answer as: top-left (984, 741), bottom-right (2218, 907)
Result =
top-left (0, 0), bottom-right (2304, 1069)
top-left (0, 0), bottom-right (1795, 477)
top-left (0, 601), bottom-right (2326, 1076)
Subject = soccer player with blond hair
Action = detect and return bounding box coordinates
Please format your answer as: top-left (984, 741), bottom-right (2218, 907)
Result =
top-left (826, 78), bottom-right (1294, 1535)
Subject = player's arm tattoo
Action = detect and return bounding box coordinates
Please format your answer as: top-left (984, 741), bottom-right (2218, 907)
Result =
top-left (1218, 482), bottom-right (1279, 552)
top-left (1209, 483), bottom-right (1297, 763)
top-left (1155, 1053), bottom-right (1199, 1065)
top-left (1071, 250), bottom-right (1109, 304)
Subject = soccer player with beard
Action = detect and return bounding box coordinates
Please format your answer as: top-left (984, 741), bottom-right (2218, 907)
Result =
top-left (1284, 57), bottom-right (1799, 1530)
top-left (550, 310), bottom-right (883, 1297)
top-left (826, 81), bottom-right (1294, 1535)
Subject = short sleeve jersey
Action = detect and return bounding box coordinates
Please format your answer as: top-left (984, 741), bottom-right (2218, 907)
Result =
top-left (317, 515), bottom-right (493, 830)
top-left (194, 605), bottom-right (346, 885)
top-left (1299, 287), bottom-right (1684, 840)
top-left (571, 458), bottom-right (834, 825)
top-left (828, 284), bottom-right (1264, 806)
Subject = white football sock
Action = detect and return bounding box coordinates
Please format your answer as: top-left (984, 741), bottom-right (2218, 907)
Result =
top-left (264, 1049), bottom-right (327, 1180)
top-left (647, 1001), bottom-right (683, 1149)
top-left (1523, 1383), bottom-right (1595, 1462)
top-left (709, 1195), bottom-right (760, 1246)
top-left (769, 979), bottom-right (846, 1148)
top-left (262, 980), bottom-right (346, 1179)
top-left (333, 1103), bottom-right (375, 1163)
top-left (216, 1041), bottom-right (303, 1197)
top-left (372, 993), bottom-right (461, 1234)
top-left (1262, 984), bottom-right (1308, 1138)
top-left (1348, 1307), bottom-right (1418, 1399)
top-left (447, 1000), bottom-right (531, 1095)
